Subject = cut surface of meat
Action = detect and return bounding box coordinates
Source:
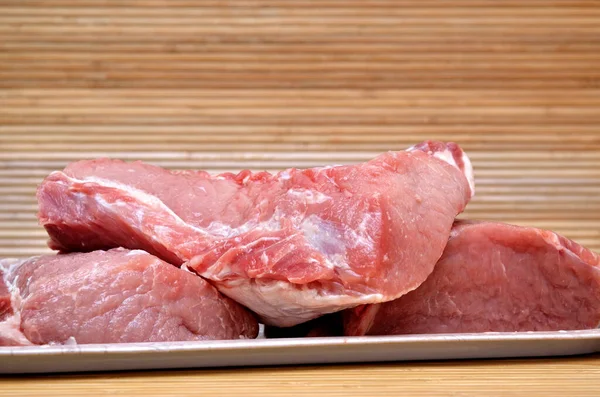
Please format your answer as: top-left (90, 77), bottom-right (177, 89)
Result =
top-left (0, 270), bottom-right (11, 321)
top-left (344, 221), bottom-right (600, 336)
top-left (0, 248), bottom-right (258, 346)
top-left (38, 141), bottom-right (474, 327)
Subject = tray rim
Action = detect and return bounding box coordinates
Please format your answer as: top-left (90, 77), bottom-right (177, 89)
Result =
top-left (2, 329), bottom-right (599, 374)
top-left (2, 329), bottom-right (599, 356)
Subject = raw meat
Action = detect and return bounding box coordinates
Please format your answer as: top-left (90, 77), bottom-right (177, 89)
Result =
top-left (0, 248), bottom-right (258, 346)
top-left (344, 221), bottom-right (600, 336)
top-left (0, 270), bottom-right (10, 320)
top-left (37, 141), bottom-right (474, 327)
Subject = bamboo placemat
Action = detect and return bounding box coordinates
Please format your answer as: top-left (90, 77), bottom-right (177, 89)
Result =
top-left (0, 0), bottom-right (599, 258)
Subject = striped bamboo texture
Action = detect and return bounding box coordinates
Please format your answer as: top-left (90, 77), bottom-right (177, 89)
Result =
top-left (1, 0), bottom-right (599, 259)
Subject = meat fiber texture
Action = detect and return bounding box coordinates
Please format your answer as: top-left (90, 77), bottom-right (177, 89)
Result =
top-left (38, 141), bottom-right (474, 327)
top-left (342, 221), bottom-right (600, 336)
top-left (0, 248), bottom-right (258, 346)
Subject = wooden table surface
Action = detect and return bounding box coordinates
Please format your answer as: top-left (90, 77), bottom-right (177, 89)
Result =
top-left (1, 0), bottom-right (600, 394)
top-left (1, 355), bottom-right (599, 396)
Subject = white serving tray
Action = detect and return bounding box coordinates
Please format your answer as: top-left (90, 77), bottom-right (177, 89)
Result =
top-left (1, 330), bottom-right (598, 374)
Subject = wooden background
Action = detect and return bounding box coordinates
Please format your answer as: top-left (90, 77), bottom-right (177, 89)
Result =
top-left (0, 0), bottom-right (599, 394)
top-left (1, 0), bottom-right (600, 258)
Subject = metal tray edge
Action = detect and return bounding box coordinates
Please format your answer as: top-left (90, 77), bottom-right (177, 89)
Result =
top-left (1, 330), bottom-right (599, 374)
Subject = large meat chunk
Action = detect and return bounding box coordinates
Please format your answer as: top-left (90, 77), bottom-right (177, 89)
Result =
top-left (0, 248), bottom-right (258, 346)
top-left (37, 141), bottom-right (474, 327)
top-left (344, 221), bottom-right (600, 336)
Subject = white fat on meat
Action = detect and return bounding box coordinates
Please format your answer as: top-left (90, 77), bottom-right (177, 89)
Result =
top-left (299, 214), bottom-right (372, 278)
top-left (286, 188), bottom-right (332, 205)
top-left (0, 258), bottom-right (34, 346)
top-left (58, 173), bottom-right (212, 237)
top-left (348, 211), bottom-right (381, 250)
top-left (432, 149), bottom-right (475, 198)
top-left (219, 278), bottom-right (384, 327)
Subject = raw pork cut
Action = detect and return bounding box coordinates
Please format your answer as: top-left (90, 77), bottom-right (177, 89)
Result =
top-left (344, 221), bottom-right (600, 336)
top-left (38, 141), bottom-right (474, 327)
top-left (0, 248), bottom-right (258, 346)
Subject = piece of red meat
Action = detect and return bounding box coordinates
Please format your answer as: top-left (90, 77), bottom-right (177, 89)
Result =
top-left (0, 248), bottom-right (258, 346)
top-left (343, 221), bottom-right (600, 336)
top-left (0, 270), bottom-right (12, 321)
top-left (37, 141), bottom-right (474, 327)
